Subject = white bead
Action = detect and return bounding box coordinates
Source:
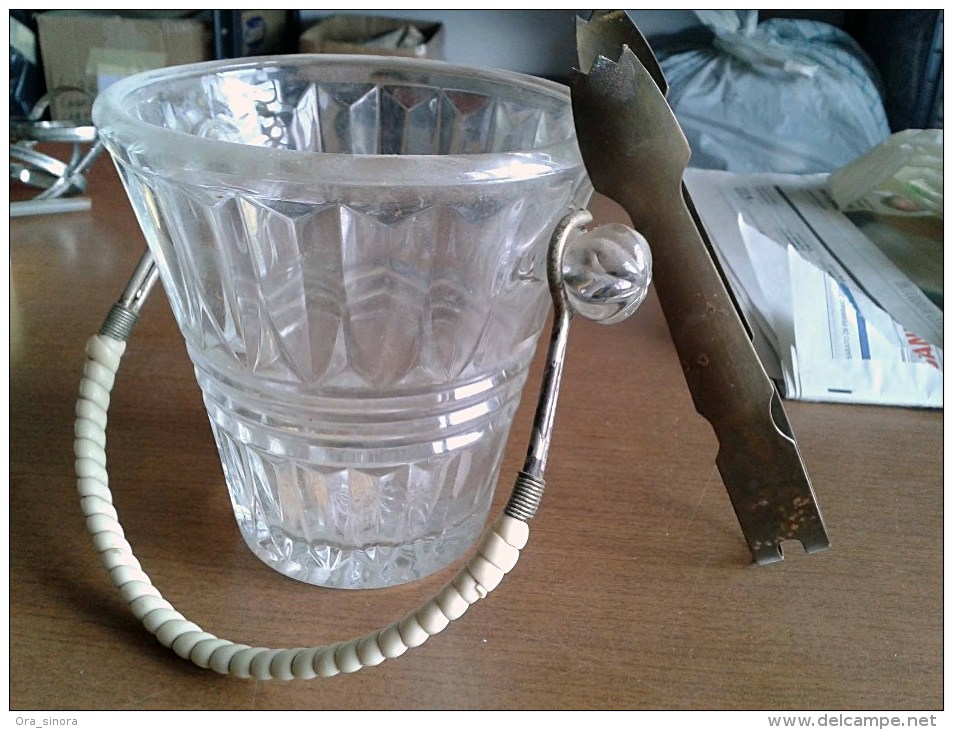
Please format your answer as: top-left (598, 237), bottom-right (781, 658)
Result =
top-left (83, 359), bottom-right (116, 391)
top-left (142, 607), bottom-right (184, 634)
top-left (75, 399), bottom-right (107, 429)
top-left (78, 380), bottom-right (110, 410)
top-left (101, 548), bottom-right (140, 573)
top-left (156, 620), bottom-right (202, 648)
top-left (86, 336), bottom-right (123, 370)
top-left (86, 333), bottom-right (113, 354)
top-left (109, 564), bottom-right (150, 588)
top-left (335, 640), bottom-right (363, 673)
top-left (189, 638), bottom-right (232, 669)
top-left (478, 530), bottom-right (520, 573)
top-left (357, 634), bottom-right (386, 667)
top-left (417, 600), bottom-right (450, 635)
top-left (208, 643), bottom-right (249, 675)
top-left (74, 439), bottom-right (106, 466)
top-left (76, 458), bottom-right (108, 482)
top-left (77, 478), bottom-right (111, 501)
top-left (290, 647), bottom-right (320, 679)
top-left (128, 594), bottom-right (171, 620)
top-left (378, 623), bottom-right (408, 659)
top-left (74, 418), bottom-right (105, 447)
top-left (102, 333), bottom-right (126, 354)
top-left (171, 631), bottom-right (217, 660)
top-left (495, 515), bottom-right (530, 549)
top-left (93, 531), bottom-right (130, 554)
top-left (314, 645), bottom-right (341, 678)
top-left (230, 647), bottom-right (268, 679)
top-left (452, 570), bottom-right (484, 604)
top-left (86, 513), bottom-right (123, 539)
top-left (436, 584), bottom-right (470, 620)
top-left (468, 555), bottom-right (505, 592)
top-left (269, 649), bottom-right (301, 681)
top-left (398, 615), bottom-right (429, 648)
top-left (249, 648), bottom-right (283, 680)
top-left (81, 496), bottom-right (117, 520)
top-left (119, 579), bottom-right (159, 604)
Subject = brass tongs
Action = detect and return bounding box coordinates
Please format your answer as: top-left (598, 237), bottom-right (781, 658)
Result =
top-left (571, 10), bottom-right (830, 564)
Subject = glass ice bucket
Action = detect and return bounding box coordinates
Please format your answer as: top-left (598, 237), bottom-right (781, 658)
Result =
top-left (92, 55), bottom-right (591, 589)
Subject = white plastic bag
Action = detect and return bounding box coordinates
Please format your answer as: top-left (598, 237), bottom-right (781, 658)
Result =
top-left (657, 11), bottom-right (891, 174)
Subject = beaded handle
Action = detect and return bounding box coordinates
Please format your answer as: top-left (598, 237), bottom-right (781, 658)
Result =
top-left (75, 333), bottom-right (530, 679)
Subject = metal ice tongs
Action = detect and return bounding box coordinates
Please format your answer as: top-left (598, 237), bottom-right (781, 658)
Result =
top-left (571, 11), bottom-right (830, 564)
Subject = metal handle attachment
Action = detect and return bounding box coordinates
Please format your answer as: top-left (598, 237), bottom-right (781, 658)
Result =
top-left (508, 209), bottom-right (654, 519)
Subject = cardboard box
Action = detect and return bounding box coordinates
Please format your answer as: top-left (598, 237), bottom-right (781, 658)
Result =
top-left (299, 14), bottom-right (444, 60)
top-left (37, 11), bottom-right (212, 122)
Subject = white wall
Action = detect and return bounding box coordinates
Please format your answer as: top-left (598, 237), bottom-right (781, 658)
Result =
top-left (299, 10), bottom-right (702, 77)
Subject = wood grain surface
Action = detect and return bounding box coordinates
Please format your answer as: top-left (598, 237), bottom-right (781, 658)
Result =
top-left (10, 161), bottom-right (943, 710)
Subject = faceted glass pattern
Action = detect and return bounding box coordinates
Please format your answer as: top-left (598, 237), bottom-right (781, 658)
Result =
top-left (94, 57), bottom-right (590, 588)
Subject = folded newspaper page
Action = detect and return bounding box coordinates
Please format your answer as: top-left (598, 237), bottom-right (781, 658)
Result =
top-left (684, 169), bottom-right (942, 408)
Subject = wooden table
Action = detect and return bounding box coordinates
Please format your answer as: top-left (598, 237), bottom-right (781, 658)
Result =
top-left (10, 162), bottom-right (943, 710)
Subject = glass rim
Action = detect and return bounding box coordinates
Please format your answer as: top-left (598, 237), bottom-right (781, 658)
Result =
top-left (92, 54), bottom-right (586, 187)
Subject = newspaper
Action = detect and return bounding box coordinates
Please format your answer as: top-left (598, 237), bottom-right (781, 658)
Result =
top-left (684, 169), bottom-right (943, 408)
